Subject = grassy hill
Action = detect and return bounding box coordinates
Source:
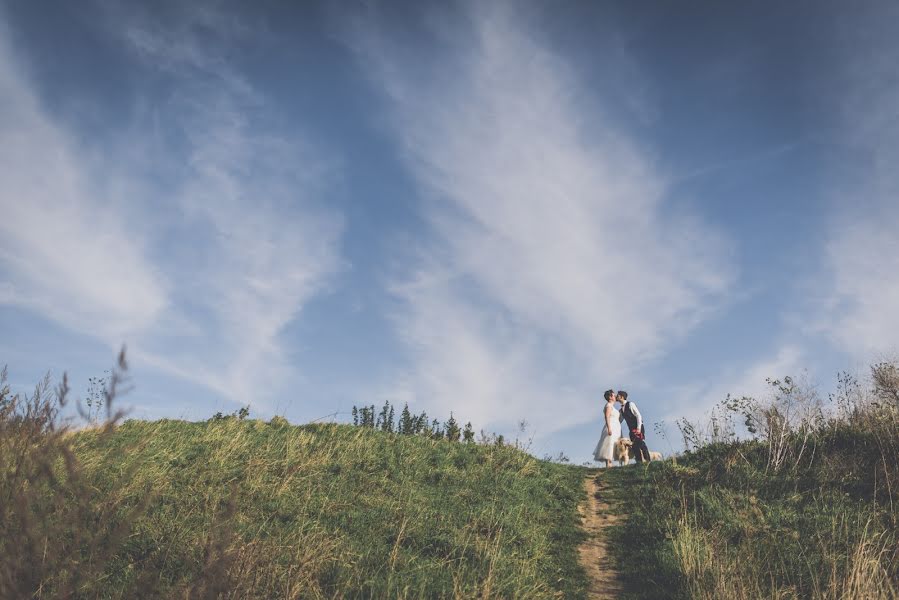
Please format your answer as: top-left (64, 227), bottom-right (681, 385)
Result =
top-left (601, 371), bottom-right (899, 600)
top-left (4, 361), bottom-right (898, 599)
top-left (3, 411), bottom-right (588, 598)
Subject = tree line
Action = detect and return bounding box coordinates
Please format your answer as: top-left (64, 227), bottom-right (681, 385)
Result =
top-left (351, 400), bottom-right (479, 443)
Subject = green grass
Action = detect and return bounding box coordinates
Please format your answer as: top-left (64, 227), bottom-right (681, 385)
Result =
top-left (62, 418), bottom-right (588, 599)
top-left (9, 360), bottom-right (898, 599)
top-left (601, 431), bottom-right (899, 600)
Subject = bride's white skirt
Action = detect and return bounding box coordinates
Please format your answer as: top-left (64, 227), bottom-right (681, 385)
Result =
top-left (593, 431), bottom-right (619, 462)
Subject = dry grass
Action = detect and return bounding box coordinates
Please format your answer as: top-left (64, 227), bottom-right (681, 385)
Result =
top-left (605, 360), bottom-right (899, 600)
top-left (0, 356), bottom-right (588, 599)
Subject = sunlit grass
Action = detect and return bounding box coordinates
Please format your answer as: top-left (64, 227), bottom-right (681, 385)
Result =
top-left (64, 418), bottom-right (588, 598)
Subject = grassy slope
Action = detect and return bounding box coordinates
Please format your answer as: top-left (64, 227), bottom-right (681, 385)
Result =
top-left (601, 432), bottom-right (898, 599)
top-left (70, 419), bottom-right (588, 599)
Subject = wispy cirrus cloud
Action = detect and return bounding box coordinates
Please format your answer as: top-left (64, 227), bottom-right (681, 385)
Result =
top-left (348, 2), bottom-right (735, 432)
top-left (0, 4), bottom-right (343, 409)
top-left (0, 26), bottom-right (167, 342)
top-left (813, 2), bottom-right (899, 360)
top-left (110, 3), bottom-right (344, 407)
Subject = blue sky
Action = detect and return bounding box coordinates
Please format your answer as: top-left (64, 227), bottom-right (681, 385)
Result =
top-left (2, 0), bottom-right (897, 461)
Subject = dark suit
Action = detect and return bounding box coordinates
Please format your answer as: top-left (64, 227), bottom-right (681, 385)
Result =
top-left (621, 401), bottom-right (651, 462)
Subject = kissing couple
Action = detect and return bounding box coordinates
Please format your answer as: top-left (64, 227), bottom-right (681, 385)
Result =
top-left (592, 389), bottom-right (652, 468)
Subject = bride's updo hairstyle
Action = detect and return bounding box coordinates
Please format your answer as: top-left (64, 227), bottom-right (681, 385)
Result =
top-left (603, 390), bottom-right (615, 402)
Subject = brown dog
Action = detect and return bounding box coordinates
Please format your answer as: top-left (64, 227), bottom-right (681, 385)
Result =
top-left (614, 438), bottom-right (634, 466)
top-left (617, 438), bottom-right (663, 464)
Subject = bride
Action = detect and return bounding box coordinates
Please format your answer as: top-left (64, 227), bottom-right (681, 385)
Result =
top-left (593, 390), bottom-right (621, 467)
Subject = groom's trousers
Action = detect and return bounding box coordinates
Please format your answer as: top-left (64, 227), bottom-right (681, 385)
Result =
top-left (630, 427), bottom-right (651, 462)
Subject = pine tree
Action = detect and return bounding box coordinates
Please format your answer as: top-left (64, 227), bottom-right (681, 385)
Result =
top-left (445, 412), bottom-right (461, 442)
top-left (414, 412), bottom-right (428, 435)
top-left (399, 404), bottom-right (413, 435)
top-left (360, 405), bottom-right (375, 428)
top-left (430, 418), bottom-right (444, 440)
top-left (377, 401), bottom-right (389, 431)
top-left (352, 406), bottom-right (358, 426)
top-left (387, 404), bottom-right (395, 433)
top-left (462, 422), bottom-right (474, 443)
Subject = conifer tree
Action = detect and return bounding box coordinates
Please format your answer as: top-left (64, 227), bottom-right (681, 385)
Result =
top-left (360, 405), bottom-right (375, 428)
top-left (462, 422), bottom-right (475, 443)
top-left (352, 406), bottom-right (358, 426)
top-left (414, 412), bottom-right (428, 435)
top-left (445, 412), bottom-right (461, 442)
top-left (399, 404), bottom-right (413, 435)
top-left (377, 401), bottom-right (389, 431)
top-left (430, 418), bottom-right (444, 440)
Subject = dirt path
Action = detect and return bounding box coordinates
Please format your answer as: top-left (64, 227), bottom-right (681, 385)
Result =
top-left (577, 472), bottom-right (624, 599)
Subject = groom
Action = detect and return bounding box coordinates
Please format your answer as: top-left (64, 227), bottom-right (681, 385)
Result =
top-left (618, 391), bottom-right (651, 463)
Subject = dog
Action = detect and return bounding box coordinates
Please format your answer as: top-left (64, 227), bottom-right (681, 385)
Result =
top-left (616, 438), bottom-right (663, 464)
top-left (614, 438), bottom-right (634, 466)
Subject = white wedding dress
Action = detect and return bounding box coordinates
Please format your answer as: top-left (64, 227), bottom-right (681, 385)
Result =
top-left (593, 405), bottom-right (621, 463)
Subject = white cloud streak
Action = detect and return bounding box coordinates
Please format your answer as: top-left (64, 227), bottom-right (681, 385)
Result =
top-left (815, 3), bottom-right (899, 360)
top-left (0, 28), bottom-right (167, 342)
top-left (350, 2), bottom-right (734, 432)
top-left (115, 4), bottom-right (344, 407)
top-left (0, 6), bottom-right (343, 409)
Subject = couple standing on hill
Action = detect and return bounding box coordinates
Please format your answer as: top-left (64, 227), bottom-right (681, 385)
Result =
top-left (592, 390), bottom-right (651, 467)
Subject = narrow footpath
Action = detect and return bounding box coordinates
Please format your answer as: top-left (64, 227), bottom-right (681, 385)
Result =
top-left (577, 471), bottom-right (625, 599)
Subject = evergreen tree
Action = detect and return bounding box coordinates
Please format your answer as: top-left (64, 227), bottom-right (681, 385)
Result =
top-left (360, 405), bottom-right (375, 428)
top-left (414, 412), bottom-right (428, 435)
top-left (352, 406), bottom-right (358, 426)
top-left (445, 412), bottom-right (461, 442)
top-left (387, 404), bottom-right (395, 433)
top-left (430, 418), bottom-right (444, 440)
top-left (376, 401), bottom-right (389, 431)
top-left (399, 404), bottom-right (413, 435)
top-left (462, 422), bottom-right (475, 443)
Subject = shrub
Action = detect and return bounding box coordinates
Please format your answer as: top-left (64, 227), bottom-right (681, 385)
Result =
top-left (269, 415), bottom-right (289, 427)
